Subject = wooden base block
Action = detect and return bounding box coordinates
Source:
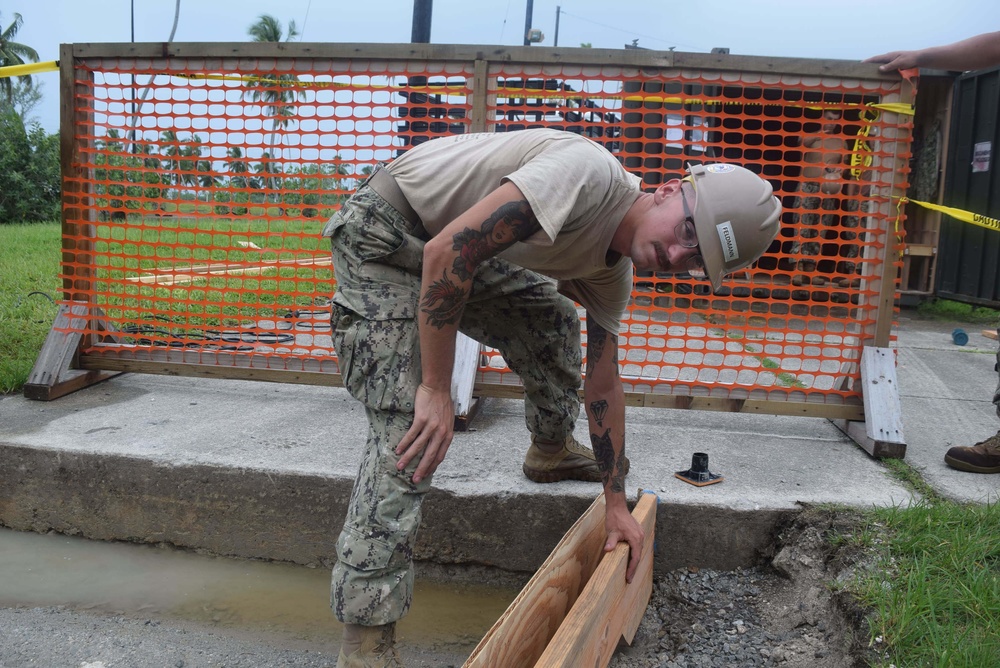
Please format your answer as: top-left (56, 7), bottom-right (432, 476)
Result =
top-left (23, 303), bottom-right (120, 401)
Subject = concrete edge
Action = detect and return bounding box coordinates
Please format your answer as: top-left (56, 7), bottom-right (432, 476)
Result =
top-left (0, 443), bottom-right (795, 574)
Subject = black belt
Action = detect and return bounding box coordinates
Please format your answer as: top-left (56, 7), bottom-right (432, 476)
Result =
top-left (367, 166), bottom-right (420, 226)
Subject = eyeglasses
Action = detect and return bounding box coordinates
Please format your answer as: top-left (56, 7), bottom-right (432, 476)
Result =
top-left (678, 184), bottom-right (707, 280)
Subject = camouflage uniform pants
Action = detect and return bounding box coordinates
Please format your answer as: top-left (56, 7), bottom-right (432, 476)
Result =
top-left (326, 182), bottom-right (583, 625)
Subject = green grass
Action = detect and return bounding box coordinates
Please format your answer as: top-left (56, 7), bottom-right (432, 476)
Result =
top-left (0, 216), bottom-right (335, 394)
top-left (848, 498), bottom-right (1000, 667)
top-left (832, 462), bottom-right (1000, 667)
top-left (0, 222), bottom-right (63, 394)
top-left (89, 214), bottom-right (334, 333)
top-left (917, 298), bottom-right (1000, 325)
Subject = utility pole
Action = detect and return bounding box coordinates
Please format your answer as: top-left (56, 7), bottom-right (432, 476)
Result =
top-left (554, 5), bottom-right (560, 47)
top-left (412, 0), bottom-right (432, 43)
top-left (523, 0), bottom-right (534, 46)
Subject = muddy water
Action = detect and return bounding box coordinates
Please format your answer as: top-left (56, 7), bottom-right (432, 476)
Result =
top-left (0, 528), bottom-right (518, 650)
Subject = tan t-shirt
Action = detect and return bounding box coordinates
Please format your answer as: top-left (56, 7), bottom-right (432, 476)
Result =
top-left (387, 129), bottom-right (641, 333)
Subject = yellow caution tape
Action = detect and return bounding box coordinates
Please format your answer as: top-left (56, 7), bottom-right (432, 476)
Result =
top-left (871, 102), bottom-right (915, 116)
top-left (0, 60), bottom-right (59, 79)
top-left (901, 197), bottom-right (1000, 232)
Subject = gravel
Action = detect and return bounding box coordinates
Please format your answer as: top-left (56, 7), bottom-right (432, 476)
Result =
top-left (611, 566), bottom-right (853, 668)
top-left (611, 509), bottom-right (874, 668)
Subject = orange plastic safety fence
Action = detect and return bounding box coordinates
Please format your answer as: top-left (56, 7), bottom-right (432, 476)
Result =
top-left (59, 53), bottom-right (910, 406)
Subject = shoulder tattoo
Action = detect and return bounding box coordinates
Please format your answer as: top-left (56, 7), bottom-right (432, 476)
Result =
top-left (450, 199), bottom-right (540, 280)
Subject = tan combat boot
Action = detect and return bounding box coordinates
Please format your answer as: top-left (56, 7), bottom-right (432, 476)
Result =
top-left (522, 434), bottom-right (630, 483)
top-left (336, 623), bottom-right (403, 668)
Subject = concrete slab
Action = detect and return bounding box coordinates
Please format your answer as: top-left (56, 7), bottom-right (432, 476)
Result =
top-left (5, 312), bottom-right (993, 576)
top-left (893, 314), bottom-right (1000, 504)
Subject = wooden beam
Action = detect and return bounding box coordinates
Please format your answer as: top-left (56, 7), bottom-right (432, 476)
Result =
top-left (464, 491), bottom-right (657, 668)
top-left (472, 382), bottom-right (866, 421)
top-left (452, 333), bottom-right (482, 431)
top-left (23, 304), bottom-right (120, 401)
top-left (68, 42), bottom-right (891, 78)
top-left (832, 419), bottom-right (906, 459)
top-left (832, 346), bottom-right (906, 459)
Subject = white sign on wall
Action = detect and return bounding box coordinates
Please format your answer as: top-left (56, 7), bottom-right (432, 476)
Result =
top-left (973, 141), bottom-right (992, 173)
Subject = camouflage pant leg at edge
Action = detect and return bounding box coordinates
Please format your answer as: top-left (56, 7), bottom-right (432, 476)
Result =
top-left (328, 189), bottom-right (429, 626)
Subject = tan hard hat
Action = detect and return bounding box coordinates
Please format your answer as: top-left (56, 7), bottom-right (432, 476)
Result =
top-left (686, 163), bottom-right (782, 293)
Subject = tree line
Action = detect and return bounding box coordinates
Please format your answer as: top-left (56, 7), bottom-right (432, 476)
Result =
top-left (2, 10), bottom-right (349, 225)
top-left (0, 11), bottom-right (59, 222)
top-left (94, 129), bottom-right (359, 221)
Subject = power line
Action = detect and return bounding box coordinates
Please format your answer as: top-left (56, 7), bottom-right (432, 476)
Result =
top-left (301, 0), bottom-right (313, 41)
top-left (558, 9), bottom-right (704, 51)
top-left (499, 0), bottom-right (514, 41)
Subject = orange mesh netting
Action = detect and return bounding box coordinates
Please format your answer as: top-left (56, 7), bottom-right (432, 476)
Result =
top-left (60, 51), bottom-right (910, 409)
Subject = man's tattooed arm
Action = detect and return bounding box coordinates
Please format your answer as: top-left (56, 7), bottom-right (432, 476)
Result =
top-left (591, 427), bottom-right (626, 493)
top-left (450, 200), bottom-right (540, 281)
top-left (421, 198), bottom-right (539, 330)
top-left (421, 269), bottom-right (468, 329)
top-left (585, 314), bottom-right (626, 494)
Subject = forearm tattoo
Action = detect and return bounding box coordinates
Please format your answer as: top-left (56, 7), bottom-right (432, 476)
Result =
top-left (421, 269), bottom-right (467, 329)
top-left (450, 200), bottom-right (541, 280)
top-left (589, 399), bottom-right (608, 426)
top-left (591, 427), bottom-right (625, 493)
top-left (585, 322), bottom-right (618, 375)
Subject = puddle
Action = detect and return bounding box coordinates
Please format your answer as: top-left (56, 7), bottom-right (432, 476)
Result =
top-left (0, 528), bottom-right (518, 650)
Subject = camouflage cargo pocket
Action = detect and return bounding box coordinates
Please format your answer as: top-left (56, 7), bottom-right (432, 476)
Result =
top-left (330, 303), bottom-right (419, 413)
top-left (335, 525), bottom-right (410, 572)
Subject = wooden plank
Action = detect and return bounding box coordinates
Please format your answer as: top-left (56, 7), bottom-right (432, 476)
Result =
top-left (76, 348), bottom-right (865, 421)
top-left (80, 355), bottom-right (344, 387)
top-left (23, 304), bottom-right (120, 401)
top-left (59, 44), bottom-right (75, 300)
top-left (859, 347), bottom-right (905, 446)
top-left (982, 329), bottom-right (998, 341)
top-left (463, 494), bottom-right (608, 668)
top-left (471, 383), bottom-right (866, 420)
top-left (452, 333), bottom-right (482, 423)
top-left (69, 42), bottom-right (891, 79)
top-left (873, 79), bottom-right (916, 348)
top-left (830, 346), bottom-right (906, 458)
top-left (535, 492), bottom-right (658, 667)
top-left (470, 59), bottom-right (489, 134)
top-left (832, 419), bottom-right (906, 459)
top-left (126, 256), bottom-right (332, 286)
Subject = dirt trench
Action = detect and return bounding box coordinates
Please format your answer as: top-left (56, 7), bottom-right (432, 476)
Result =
top-left (609, 507), bottom-right (882, 668)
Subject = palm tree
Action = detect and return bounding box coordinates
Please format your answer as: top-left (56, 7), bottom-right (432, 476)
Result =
top-left (0, 12), bottom-right (40, 104)
top-left (225, 146), bottom-right (251, 189)
top-left (245, 14), bottom-right (303, 193)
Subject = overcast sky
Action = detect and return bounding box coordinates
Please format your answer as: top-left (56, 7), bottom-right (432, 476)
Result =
top-left (8, 0), bottom-right (1000, 133)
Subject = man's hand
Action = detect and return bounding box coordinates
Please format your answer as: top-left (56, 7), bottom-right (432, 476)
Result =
top-left (395, 383), bottom-right (454, 483)
top-left (604, 501), bottom-right (645, 583)
top-left (864, 51), bottom-right (920, 72)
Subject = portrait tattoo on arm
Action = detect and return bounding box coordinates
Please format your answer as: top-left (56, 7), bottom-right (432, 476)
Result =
top-left (421, 269), bottom-right (467, 329)
top-left (450, 199), bottom-right (540, 281)
top-left (590, 427), bottom-right (625, 493)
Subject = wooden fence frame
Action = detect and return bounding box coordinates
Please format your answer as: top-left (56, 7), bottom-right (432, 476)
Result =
top-left (28, 42), bottom-right (911, 453)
